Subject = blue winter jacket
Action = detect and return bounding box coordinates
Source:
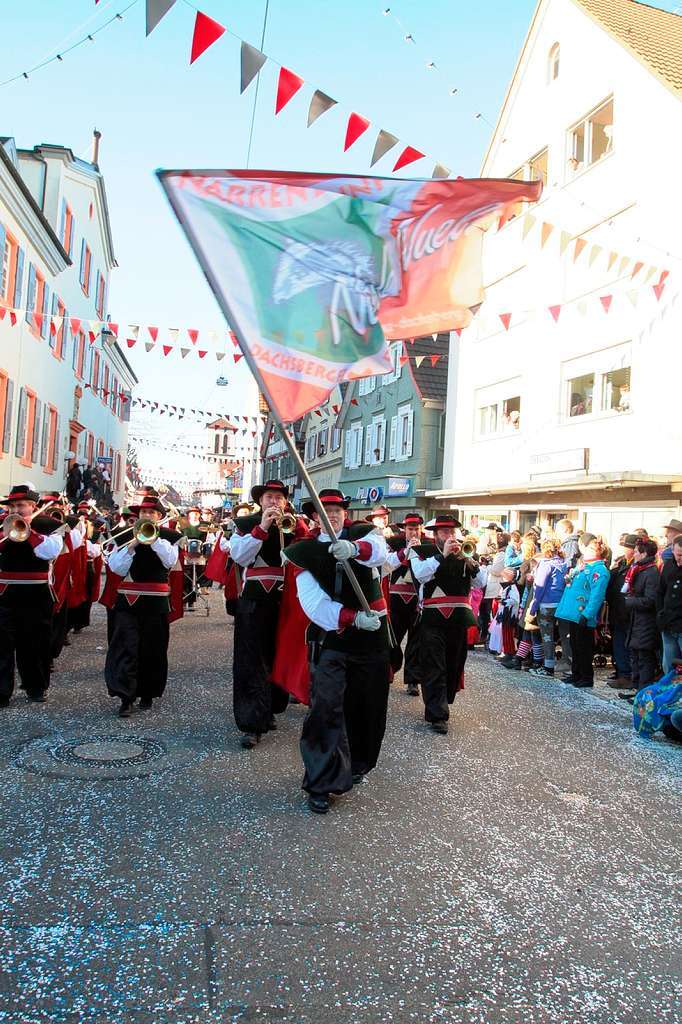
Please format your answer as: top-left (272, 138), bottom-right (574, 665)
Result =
top-left (529, 556), bottom-right (568, 614)
top-left (504, 543), bottom-right (523, 568)
top-left (555, 559), bottom-right (610, 627)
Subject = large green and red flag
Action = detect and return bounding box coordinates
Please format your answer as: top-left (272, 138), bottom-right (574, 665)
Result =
top-left (159, 170), bottom-right (541, 421)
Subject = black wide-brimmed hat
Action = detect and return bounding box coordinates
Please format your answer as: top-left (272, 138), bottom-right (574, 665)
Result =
top-left (317, 489), bottom-right (351, 509)
top-left (39, 490), bottom-right (62, 505)
top-left (130, 496), bottom-right (166, 516)
top-left (399, 512), bottom-right (424, 527)
top-left (251, 479), bottom-right (289, 504)
top-left (432, 513), bottom-right (461, 530)
top-left (2, 484), bottom-right (39, 504)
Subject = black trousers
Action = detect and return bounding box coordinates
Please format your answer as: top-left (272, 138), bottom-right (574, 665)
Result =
top-left (50, 603), bottom-right (69, 661)
top-left (301, 646), bottom-right (391, 796)
top-left (0, 598), bottom-right (53, 698)
top-left (479, 597), bottom-right (494, 641)
top-left (389, 595), bottom-right (420, 686)
top-left (105, 607), bottom-right (170, 704)
top-left (629, 647), bottom-right (659, 690)
top-left (232, 597), bottom-right (289, 734)
top-left (569, 621), bottom-right (595, 682)
top-left (419, 616), bottom-right (468, 723)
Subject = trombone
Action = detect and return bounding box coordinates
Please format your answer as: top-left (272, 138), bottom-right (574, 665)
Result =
top-left (102, 514), bottom-right (173, 556)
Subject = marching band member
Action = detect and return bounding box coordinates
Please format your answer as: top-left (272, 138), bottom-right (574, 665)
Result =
top-left (229, 479), bottom-right (308, 749)
top-left (283, 489), bottom-right (390, 815)
top-left (102, 494), bottom-right (178, 718)
top-left (181, 506), bottom-right (208, 611)
top-left (385, 512), bottom-right (424, 695)
top-left (409, 513), bottom-right (480, 735)
top-left (0, 484), bottom-right (63, 708)
top-left (68, 505), bottom-right (104, 634)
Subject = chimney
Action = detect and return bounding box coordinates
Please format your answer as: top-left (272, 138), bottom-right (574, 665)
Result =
top-left (92, 128), bottom-right (102, 166)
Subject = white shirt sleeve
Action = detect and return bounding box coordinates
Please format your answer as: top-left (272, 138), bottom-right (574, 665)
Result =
top-left (108, 544), bottom-right (134, 577)
top-left (219, 534), bottom-right (231, 553)
top-left (86, 541), bottom-right (101, 558)
top-left (230, 529), bottom-right (263, 567)
top-left (33, 533), bottom-right (64, 562)
top-left (355, 531), bottom-right (388, 568)
top-left (385, 549), bottom-right (404, 572)
top-left (70, 529), bottom-right (83, 551)
top-left (472, 566), bottom-right (487, 590)
top-left (151, 537), bottom-right (178, 570)
top-left (296, 570), bottom-right (343, 632)
top-left (410, 553), bottom-right (440, 583)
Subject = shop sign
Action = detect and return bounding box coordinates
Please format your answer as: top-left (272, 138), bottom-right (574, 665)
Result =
top-left (529, 448), bottom-right (587, 477)
top-left (387, 477), bottom-right (412, 497)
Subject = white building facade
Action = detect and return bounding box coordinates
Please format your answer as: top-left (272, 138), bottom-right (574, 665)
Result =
top-left (0, 136), bottom-right (136, 503)
top-left (433, 0), bottom-right (682, 544)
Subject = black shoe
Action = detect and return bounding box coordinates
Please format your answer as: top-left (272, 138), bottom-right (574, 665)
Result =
top-left (406, 683), bottom-right (419, 696)
top-left (138, 698), bottom-right (153, 710)
top-left (308, 794), bottom-right (330, 814)
top-left (63, 637), bottom-right (71, 646)
top-left (503, 656), bottom-right (522, 671)
top-left (268, 716), bottom-right (277, 731)
top-left (186, 606), bottom-right (195, 613)
top-left (430, 721), bottom-right (448, 735)
top-left (352, 772), bottom-right (365, 785)
top-left (118, 702), bottom-right (133, 718)
top-left (73, 628), bottom-right (83, 635)
top-left (0, 696), bottom-right (9, 708)
top-left (561, 674), bottom-right (577, 684)
top-left (571, 680), bottom-right (594, 688)
top-left (240, 733), bottom-right (258, 749)
top-left (26, 691), bottom-right (47, 704)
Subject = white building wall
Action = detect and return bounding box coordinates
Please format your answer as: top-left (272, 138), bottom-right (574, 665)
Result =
top-left (444, 0), bottom-right (682, 504)
top-left (0, 142), bottom-right (135, 503)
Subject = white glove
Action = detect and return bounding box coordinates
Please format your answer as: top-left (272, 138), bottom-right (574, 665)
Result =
top-left (330, 539), bottom-right (358, 560)
top-left (354, 611), bottom-right (381, 631)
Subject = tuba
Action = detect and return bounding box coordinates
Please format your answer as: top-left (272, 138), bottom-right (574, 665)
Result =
top-left (133, 519), bottom-right (159, 545)
top-left (2, 515), bottom-right (31, 543)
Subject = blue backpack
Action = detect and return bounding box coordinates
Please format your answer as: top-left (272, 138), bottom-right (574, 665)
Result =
top-left (633, 671), bottom-right (682, 737)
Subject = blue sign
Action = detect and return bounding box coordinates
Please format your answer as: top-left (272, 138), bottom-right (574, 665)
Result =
top-left (387, 477), bottom-right (412, 497)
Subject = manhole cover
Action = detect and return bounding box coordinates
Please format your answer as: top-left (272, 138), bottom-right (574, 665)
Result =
top-left (16, 733), bottom-right (193, 781)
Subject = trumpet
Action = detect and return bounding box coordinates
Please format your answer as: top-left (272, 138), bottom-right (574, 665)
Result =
top-left (133, 519), bottom-right (159, 545)
top-left (2, 514), bottom-right (31, 543)
top-left (459, 540), bottom-right (477, 558)
top-left (277, 511), bottom-right (297, 534)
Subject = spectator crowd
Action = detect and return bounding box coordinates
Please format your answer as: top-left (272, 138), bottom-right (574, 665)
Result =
top-left (470, 516), bottom-right (682, 742)
top-left (65, 461), bottom-right (114, 508)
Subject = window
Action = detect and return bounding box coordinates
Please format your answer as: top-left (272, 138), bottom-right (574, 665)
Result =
top-left (568, 98), bottom-right (613, 175)
top-left (15, 388), bottom-right (38, 466)
top-left (390, 404), bottom-right (413, 461)
top-left (87, 432), bottom-right (94, 465)
top-left (214, 434), bottom-right (220, 454)
top-left (222, 434), bottom-right (228, 455)
top-left (438, 411), bottom-right (447, 449)
top-left (95, 270), bottom-right (106, 319)
top-left (50, 296), bottom-right (66, 358)
top-left (331, 425), bottom-right (341, 451)
top-left (358, 375), bottom-right (376, 396)
top-left (91, 351), bottom-right (100, 392)
top-left (317, 429), bottom-right (328, 457)
top-left (382, 343), bottom-right (402, 386)
top-left (344, 421), bottom-right (364, 469)
top-left (0, 226), bottom-right (20, 304)
top-left (0, 372), bottom-right (14, 454)
top-left (75, 331), bottom-right (86, 379)
top-left (60, 201), bottom-right (74, 256)
top-left (365, 416), bottom-right (386, 465)
top-left (548, 43), bottom-right (560, 83)
top-left (528, 148), bottom-right (548, 188)
top-left (563, 344), bottom-right (631, 419)
top-left (474, 380), bottom-right (523, 438)
top-left (102, 365), bottom-right (110, 403)
top-left (41, 405), bottom-right (58, 471)
top-left (25, 266), bottom-right (49, 338)
top-left (79, 239), bottom-right (92, 295)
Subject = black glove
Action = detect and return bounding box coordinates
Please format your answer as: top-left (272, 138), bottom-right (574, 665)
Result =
top-left (578, 615), bottom-right (588, 628)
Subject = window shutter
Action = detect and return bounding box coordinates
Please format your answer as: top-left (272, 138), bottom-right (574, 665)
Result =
top-left (13, 248), bottom-right (24, 307)
top-left (59, 199), bottom-right (66, 243)
top-left (389, 415), bottom-right (397, 460)
top-left (364, 422), bottom-right (373, 465)
top-left (72, 326), bottom-right (79, 370)
top-left (15, 387), bottom-right (27, 458)
top-left (368, 376), bottom-right (376, 393)
top-left (53, 412), bottom-right (61, 470)
top-left (41, 283), bottom-right (50, 339)
top-left (69, 218), bottom-right (75, 258)
top-left (25, 264), bottom-right (36, 321)
top-left (406, 407), bottom-right (414, 457)
top-left (344, 430), bottom-right (352, 468)
top-left (0, 224), bottom-right (5, 298)
top-left (32, 399), bottom-right (42, 463)
top-left (394, 345), bottom-right (402, 381)
top-left (49, 293), bottom-right (58, 349)
top-left (2, 379), bottom-right (14, 453)
top-left (79, 239), bottom-right (86, 285)
top-left (378, 417), bottom-right (386, 462)
top-left (40, 407), bottom-right (50, 466)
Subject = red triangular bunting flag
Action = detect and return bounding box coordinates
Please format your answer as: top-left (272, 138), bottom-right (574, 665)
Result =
top-left (599, 295), bottom-right (613, 313)
top-left (332, 404), bottom-right (340, 414)
top-left (88, 331), bottom-right (96, 344)
top-left (499, 313), bottom-right (512, 331)
top-left (275, 67), bottom-right (304, 114)
top-left (659, 270), bottom-right (670, 285)
top-left (148, 326), bottom-right (158, 342)
top-left (50, 318), bottom-right (57, 336)
top-left (108, 323), bottom-right (118, 336)
top-left (315, 409), bottom-right (323, 417)
top-left (9, 312), bottom-right (16, 326)
top-left (631, 261), bottom-right (644, 279)
top-left (70, 317), bottom-right (82, 334)
top-left (234, 353), bottom-right (243, 362)
top-left (188, 328), bottom-right (199, 345)
top-left (34, 313), bottom-right (44, 331)
top-left (399, 353), bottom-right (409, 366)
top-left (350, 398), bottom-right (359, 406)
top-left (344, 113), bottom-right (370, 152)
top-left (392, 146), bottom-right (425, 172)
top-left (126, 337), bottom-right (137, 348)
top-left (0, 307), bottom-right (6, 321)
top-left (573, 238), bottom-right (588, 262)
top-left (162, 345), bottom-right (173, 356)
top-left (230, 332), bottom-right (240, 346)
top-left (198, 350), bottom-right (207, 359)
top-left (83, 383), bottom-right (90, 389)
top-left (548, 304), bottom-right (562, 323)
top-left (453, 328), bottom-right (462, 338)
top-left (430, 354), bottom-right (441, 367)
top-left (653, 283), bottom-right (666, 302)
top-left (190, 11), bottom-right (225, 64)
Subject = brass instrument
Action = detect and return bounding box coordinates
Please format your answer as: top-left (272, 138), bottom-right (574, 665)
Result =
top-left (133, 519), bottom-right (159, 545)
top-left (459, 540), bottom-right (477, 558)
top-left (277, 511), bottom-right (297, 534)
top-left (2, 515), bottom-right (31, 543)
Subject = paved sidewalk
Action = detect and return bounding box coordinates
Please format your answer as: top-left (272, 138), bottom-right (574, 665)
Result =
top-left (0, 595), bottom-right (680, 1023)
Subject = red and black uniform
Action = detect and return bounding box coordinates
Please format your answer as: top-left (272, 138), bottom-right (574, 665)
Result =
top-left (68, 519), bottom-right (104, 632)
top-left (230, 511), bottom-right (308, 736)
top-left (386, 535), bottom-right (420, 686)
top-left (0, 509), bottom-right (62, 702)
top-left (411, 543), bottom-right (478, 725)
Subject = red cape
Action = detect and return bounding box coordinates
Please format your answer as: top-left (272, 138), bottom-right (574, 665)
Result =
top-left (270, 563), bottom-right (310, 705)
top-left (53, 534), bottom-right (74, 612)
top-left (67, 541), bottom-right (88, 608)
top-left (204, 532), bottom-right (230, 586)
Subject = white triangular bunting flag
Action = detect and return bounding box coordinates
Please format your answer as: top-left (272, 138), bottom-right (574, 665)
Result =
top-left (240, 41), bottom-right (267, 93)
top-left (146, 0), bottom-right (176, 36)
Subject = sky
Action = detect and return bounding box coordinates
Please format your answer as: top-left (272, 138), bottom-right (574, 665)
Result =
top-left (1, 0), bottom-right (678, 482)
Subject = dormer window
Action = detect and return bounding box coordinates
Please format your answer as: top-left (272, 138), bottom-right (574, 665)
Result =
top-left (548, 43), bottom-right (560, 83)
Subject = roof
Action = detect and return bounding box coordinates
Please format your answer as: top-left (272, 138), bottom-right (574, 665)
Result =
top-left (573, 0), bottom-right (682, 97)
top-left (206, 418), bottom-right (238, 431)
top-left (407, 334), bottom-right (448, 403)
top-left (0, 140), bottom-right (70, 264)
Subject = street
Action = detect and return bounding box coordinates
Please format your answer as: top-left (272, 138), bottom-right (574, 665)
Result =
top-left (0, 592), bottom-right (680, 1024)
